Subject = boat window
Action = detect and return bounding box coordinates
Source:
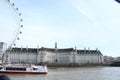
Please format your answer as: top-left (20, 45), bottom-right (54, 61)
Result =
top-left (33, 68), bottom-right (37, 70)
top-left (0, 67), bottom-right (2, 70)
top-left (6, 67), bottom-right (26, 71)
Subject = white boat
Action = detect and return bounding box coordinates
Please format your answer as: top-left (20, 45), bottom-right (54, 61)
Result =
top-left (0, 64), bottom-right (47, 74)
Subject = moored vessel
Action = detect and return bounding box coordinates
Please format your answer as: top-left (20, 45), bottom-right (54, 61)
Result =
top-left (0, 64), bottom-right (47, 74)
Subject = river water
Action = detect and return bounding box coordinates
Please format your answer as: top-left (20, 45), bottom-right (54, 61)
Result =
top-left (6, 67), bottom-right (120, 80)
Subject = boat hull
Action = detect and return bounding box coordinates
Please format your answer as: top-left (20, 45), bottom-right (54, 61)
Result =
top-left (0, 71), bottom-right (47, 74)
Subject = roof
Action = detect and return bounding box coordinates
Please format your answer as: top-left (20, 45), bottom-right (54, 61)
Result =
top-left (8, 47), bottom-right (103, 55)
top-left (77, 50), bottom-right (102, 55)
top-left (9, 47), bottom-right (74, 53)
top-left (10, 47), bottom-right (38, 53)
top-left (41, 47), bottom-right (74, 52)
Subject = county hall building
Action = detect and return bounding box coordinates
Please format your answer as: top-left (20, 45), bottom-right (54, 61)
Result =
top-left (0, 42), bottom-right (103, 65)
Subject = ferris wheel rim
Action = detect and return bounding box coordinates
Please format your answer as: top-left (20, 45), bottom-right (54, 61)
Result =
top-left (2, 0), bottom-right (23, 52)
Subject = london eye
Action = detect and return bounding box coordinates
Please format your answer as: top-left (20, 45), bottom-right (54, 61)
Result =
top-left (0, 0), bottom-right (23, 64)
top-left (0, 0), bottom-right (23, 52)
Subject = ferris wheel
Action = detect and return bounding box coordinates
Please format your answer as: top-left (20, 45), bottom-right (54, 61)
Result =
top-left (0, 0), bottom-right (23, 52)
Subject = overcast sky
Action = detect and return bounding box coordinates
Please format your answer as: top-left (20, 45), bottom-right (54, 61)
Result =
top-left (1, 0), bottom-right (120, 57)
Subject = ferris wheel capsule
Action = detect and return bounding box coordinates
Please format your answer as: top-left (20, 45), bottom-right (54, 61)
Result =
top-left (17, 37), bottom-right (20, 40)
top-left (20, 31), bottom-right (22, 34)
top-left (19, 13), bottom-right (21, 16)
top-left (20, 19), bottom-right (23, 22)
top-left (21, 25), bottom-right (23, 28)
top-left (12, 3), bottom-right (15, 6)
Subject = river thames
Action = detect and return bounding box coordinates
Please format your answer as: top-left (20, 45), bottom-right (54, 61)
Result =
top-left (6, 67), bottom-right (120, 80)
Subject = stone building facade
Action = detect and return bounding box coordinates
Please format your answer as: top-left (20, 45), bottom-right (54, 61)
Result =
top-left (0, 42), bottom-right (104, 65)
top-left (0, 42), bottom-right (7, 64)
top-left (4, 47), bottom-right (103, 65)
